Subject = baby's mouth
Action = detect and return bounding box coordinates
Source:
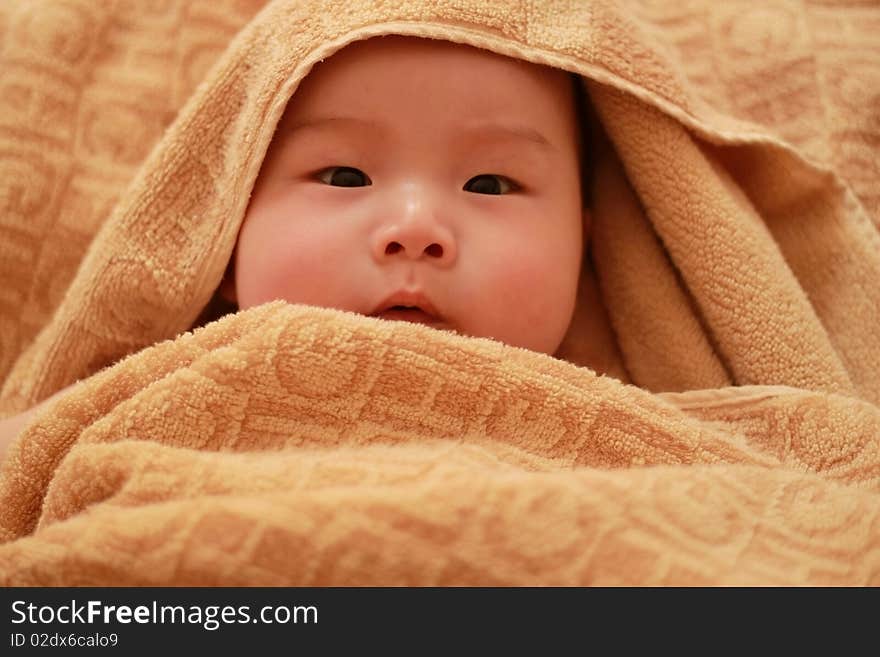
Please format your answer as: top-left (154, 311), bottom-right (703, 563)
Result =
top-left (369, 291), bottom-right (447, 328)
top-left (373, 305), bottom-right (440, 326)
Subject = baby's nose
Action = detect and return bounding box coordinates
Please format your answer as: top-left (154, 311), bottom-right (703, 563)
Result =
top-left (375, 229), bottom-right (455, 262)
top-left (382, 238), bottom-right (447, 259)
top-left (371, 194), bottom-right (457, 265)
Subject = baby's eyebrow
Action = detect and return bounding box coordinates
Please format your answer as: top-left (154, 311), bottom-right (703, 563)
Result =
top-left (284, 115), bottom-right (556, 153)
top-left (285, 115), bottom-right (385, 135)
top-left (461, 121), bottom-right (556, 153)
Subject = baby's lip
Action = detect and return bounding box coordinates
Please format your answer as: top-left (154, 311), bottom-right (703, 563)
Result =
top-left (370, 290), bottom-right (445, 326)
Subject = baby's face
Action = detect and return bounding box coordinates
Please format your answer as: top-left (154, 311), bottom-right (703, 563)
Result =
top-left (229, 36), bottom-right (586, 355)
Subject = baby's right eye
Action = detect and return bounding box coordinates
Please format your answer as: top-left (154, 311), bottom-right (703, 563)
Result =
top-left (317, 166), bottom-right (372, 187)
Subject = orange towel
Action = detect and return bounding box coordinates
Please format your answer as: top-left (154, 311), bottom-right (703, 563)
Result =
top-left (0, 0), bottom-right (878, 584)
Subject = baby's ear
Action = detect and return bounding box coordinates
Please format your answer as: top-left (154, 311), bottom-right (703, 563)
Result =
top-left (218, 257), bottom-right (237, 304)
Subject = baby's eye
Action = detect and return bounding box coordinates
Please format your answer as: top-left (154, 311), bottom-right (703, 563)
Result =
top-left (463, 174), bottom-right (516, 195)
top-left (317, 166), bottom-right (372, 187)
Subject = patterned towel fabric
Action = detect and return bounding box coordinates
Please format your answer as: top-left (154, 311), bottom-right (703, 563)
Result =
top-left (0, 0), bottom-right (878, 584)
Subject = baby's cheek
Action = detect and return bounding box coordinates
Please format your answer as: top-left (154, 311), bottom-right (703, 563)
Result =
top-left (481, 250), bottom-right (559, 318)
top-left (479, 245), bottom-right (579, 353)
top-left (236, 209), bottom-right (329, 307)
top-left (236, 255), bottom-right (287, 308)
top-left (247, 245), bottom-right (341, 307)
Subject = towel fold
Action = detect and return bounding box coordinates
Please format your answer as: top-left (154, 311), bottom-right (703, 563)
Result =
top-left (1, 0), bottom-right (878, 584)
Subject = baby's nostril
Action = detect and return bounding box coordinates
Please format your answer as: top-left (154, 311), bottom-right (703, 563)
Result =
top-left (385, 242), bottom-right (403, 255)
top-left (425, 244), bottom-right (443, 258)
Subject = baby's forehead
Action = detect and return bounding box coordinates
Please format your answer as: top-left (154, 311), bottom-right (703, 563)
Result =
top-left (320, 34), bottom-right (537, 71)
top-left (277, 35), bottom-right (577, 139)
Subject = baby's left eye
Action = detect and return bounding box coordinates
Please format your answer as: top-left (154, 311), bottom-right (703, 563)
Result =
top-left (463, 174), bottom-right (516, 195)
top-left (317, 166), bottom-right (372, 187)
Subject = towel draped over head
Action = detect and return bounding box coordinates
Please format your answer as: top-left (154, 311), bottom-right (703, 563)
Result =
top-left (0, 0), bottom-right (878, 585)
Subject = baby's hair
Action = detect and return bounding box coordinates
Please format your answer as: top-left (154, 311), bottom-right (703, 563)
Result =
top-left (570, 73), bottom-right (595, 209)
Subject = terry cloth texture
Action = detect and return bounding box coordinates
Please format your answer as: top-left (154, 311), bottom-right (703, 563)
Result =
top-left (0, 0), bottom-right (879, 585)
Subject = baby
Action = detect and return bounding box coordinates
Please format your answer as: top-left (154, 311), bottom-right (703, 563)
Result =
top-left (0, 35), bottom-right (591, 462)
top-left (219, 35), bottom-right (590, 356)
